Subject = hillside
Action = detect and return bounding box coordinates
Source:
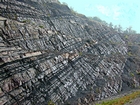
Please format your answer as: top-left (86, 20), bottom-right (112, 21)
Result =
top-left (0, 0), bottom-right (139, 105)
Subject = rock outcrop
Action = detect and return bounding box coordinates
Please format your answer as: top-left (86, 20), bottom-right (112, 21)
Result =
top-left (0, 0), bottom-right (139, 105)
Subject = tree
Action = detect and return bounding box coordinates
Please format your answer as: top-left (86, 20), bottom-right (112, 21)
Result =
top-left (102, 21), bottom-right (108, 26)
top-left (128, 26), bottom-right (132, 33)
top-left (93, 17), bottom-right (102, 22)
top-left (109, 22), bottom-right (113, 28)
top-left (114, 25), bottom-right (118, 31)
top-left (125, 26), bottom-right (137, 34)
top-left (117, 25), bottom-right (122, 33)
top-left (62, 2), bottom-right (68, 6)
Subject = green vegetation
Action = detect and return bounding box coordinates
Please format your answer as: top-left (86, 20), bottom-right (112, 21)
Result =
top-left (128, 42), bottom-right (133, 46)
top-left (130, 72), bottom-right (134, 77)
top-left (48, 100), bottom-right (55, 105)
top-left (79, 52), bottom-right (82, 56)
top-left (22, 19), bottom-right (31, 23)
top-left (39, 25), bottom-right (44, 28)
top-left (96, 90), bottom-right (140, 105)
top-left (47, 14), bottom-right (51, 17)
top-left (136, 71), bottom-right (140, 75)
top-left (125, 35), bottom-right (128, 39)
top-left (128, 52), bottom-right (132, 56)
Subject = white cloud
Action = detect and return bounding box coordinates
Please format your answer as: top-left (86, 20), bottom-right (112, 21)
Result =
top-left (112, 6), bottom-right (121, 20)
top-left (96, 5), bottom-right (121, 20)
top-left (96, 5), bottom-right (110, 16)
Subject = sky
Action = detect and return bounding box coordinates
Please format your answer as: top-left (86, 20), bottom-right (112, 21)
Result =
top-left (59, 0), bottom-right (140, 33)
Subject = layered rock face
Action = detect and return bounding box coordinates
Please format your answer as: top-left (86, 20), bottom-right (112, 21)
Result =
top-left (0, 0), bottom-right (138, 105)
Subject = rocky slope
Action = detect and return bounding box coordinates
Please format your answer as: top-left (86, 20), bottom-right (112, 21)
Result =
top-left (0, 0), bottom-right (139, 105)
top-left (121, 34), bottom-right (140, 91)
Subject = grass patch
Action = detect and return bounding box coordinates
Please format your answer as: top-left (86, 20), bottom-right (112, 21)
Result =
top-left (96, 90), bottom-right (140, 105)
top-left (137, 72), bottom-right (140, 75)
top-left (79, 52), bottom-right (83, 56)
top-left (48, 100), bottom-right (55, 105)
top-left (39, 25), bottom-right (44, 28)
top-left (22, 19), bottom-right (31, 23)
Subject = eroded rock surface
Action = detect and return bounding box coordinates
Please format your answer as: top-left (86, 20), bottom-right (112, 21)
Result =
top-left (0, 0), bottom-right (139, 105)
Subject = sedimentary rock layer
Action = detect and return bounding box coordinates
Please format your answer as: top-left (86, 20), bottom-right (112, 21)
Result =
top-left (0, 0), bottom-right (133, 104)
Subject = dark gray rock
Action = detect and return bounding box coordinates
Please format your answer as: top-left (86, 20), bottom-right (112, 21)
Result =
top-left (0, 0), bottom-right (139, 105)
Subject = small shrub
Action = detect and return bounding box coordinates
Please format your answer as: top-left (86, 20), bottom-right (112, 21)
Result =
top-left (79, 52), bottom-right (82, 56)
top-left (48, 14), bottom-right (51, 17)
top-left (130, 72), bottom-right (134, 77)
top-left (22, 19), bottom-right (31, 23)
top-left (137, 72), bottom-right (140, 75)
top-left (128, 42), bottom-right (132, 46)
top-left (125, 35), bottom-right (128, 39)
top-left (128, 52), bottom-right (132, 56)
top-left (48, 100), bottom-right (55, 105)
top-left (39, 25), bottom-right (44, 28)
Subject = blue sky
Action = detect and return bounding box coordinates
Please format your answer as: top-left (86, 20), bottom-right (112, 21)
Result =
top-left (59, 0), bottom-right (140, 33)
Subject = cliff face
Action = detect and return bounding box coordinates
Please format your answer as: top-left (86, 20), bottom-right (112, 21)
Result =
top-left (121, 34), bottom-right (140, 92)
top-left (0, 0), bottom-right (139, 105)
